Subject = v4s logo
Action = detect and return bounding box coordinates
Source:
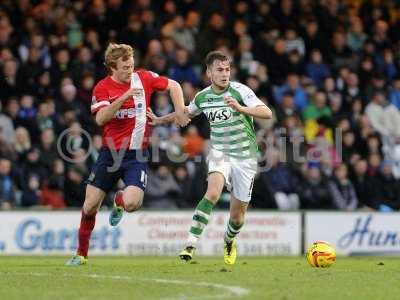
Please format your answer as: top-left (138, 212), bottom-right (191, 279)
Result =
top-left (205, 108), bottom-right (232, 123)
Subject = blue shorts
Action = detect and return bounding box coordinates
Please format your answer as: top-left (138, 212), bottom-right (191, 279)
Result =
top-left (86, 147), bottom-right (148, 193)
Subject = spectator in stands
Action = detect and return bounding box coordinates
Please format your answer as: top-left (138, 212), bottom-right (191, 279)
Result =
top-left (0, 125), bottom-right (15, 161)
top-left (36, 101), bottom-right (54, 132)
top-left (38, 128), bottom-right (58, 173)
top-left (346, 17), bottom-right (367, 53)
top-left (367, 153), bottom-right (382, 178)
top-left (167, 15), bottom-right (196, 54)
top-left (0, 59), bottom-right (22, 98)
top-left (77, 74), bottom-right (95, 105)
top-left (63, 165), bottom-right (85, 207)
top-left (302, 18), bottom-right (326, 59)
top-left (168, 47), bottom-right (199, 86)
top-left (365, 91), bottom-right (400, 139)
top-left (330, 31), bottom-right (353, 71)
top-left (18, 94), bottom-right (36, 120)
top-left (342, 72), bottom-right (362, 110)
top-left (389, 77), bottom-right (400, 110)
top-left (236, 35), bottom-right (258, 77)
top-left (39, 158), bottom-right (66, 209)
top-left (299, 163), bottom-right (332, 209)
top-left (365, 133), bottom-right (384, 157)
top-left (231, 19), bottom-right (249, 47)
top-left (20, 174), bottom-right (41, 207)
top-left (275, 73), bottom-right (308, 110)
top-left (365, 73), bottom-right (387, 103)
top-left (372, 20), bottom-right (390, 52)
top-left (287, 49), bottom-right (304, 75)
top-left (342, 130), bottom-right (359, 164)
top-left (118, 13), bottom-right (147, 57)
top-left (380, 49), bottom-right (397, 81)
top-left (197, 12), bottom-right (227, 59)
top-left (0, 158), bottom-right (14, 209)
top-left (58, 121), bottom-right (89, 162)
top-left (0, 101), bottom-right (15, 145)
top-left (284, 28), bottom-right (305, 57)
top-left (144, 164), bottom-right (180, 209)
top-left (302, 90), bottom-right (331, 121)
top-left (182, 125), bottom-right (204, 159)
top-left (13, 127), bottom-right (31, 163)
top-left (185, 11), bottom-right (200, 42)
top-left (281, 115), bottom-right (306, 167)
top-left (358, 56), bottom-right (375, 90)
top-left (0, 12), bottom-right (14, 48)
top-left (267, 38), bottom-right (291, 85)
top-left (350, 159), bottom-right (381, 210)
top-left (305, 49), bottom-right (330, 87)
top-left (36, 70), bottom-right (55, 100)
top-left (328, 163), bottom-right (358, 211)
top-left (20, 147), bottom-right (47, 188)
top-left (377, 160), bottom-right (400, 211)
top-left (58, 83), bottom-right (86, 121)
top-left (50, 48), bottom-right (72, 86)
top-left (260, 148), bottom-right (300, 210)
top-left (329, 92), bottom-right (346, 124)
top-left (19, 47), bottom-right (44, 93)
top-left (71, 46), bottom-right (96, 83)
top-left (174, 165), bottom-right (192, 208)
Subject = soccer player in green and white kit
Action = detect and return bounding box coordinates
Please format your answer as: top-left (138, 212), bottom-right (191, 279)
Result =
top-left (147, 51), bottom-right (272, 265)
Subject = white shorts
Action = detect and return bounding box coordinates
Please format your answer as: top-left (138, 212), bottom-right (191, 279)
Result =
top-left (207, 148), bottom-right (257, 203)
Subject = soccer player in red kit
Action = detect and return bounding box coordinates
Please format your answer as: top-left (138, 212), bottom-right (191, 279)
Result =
top-left (66, 43), bottom-right (189, 265)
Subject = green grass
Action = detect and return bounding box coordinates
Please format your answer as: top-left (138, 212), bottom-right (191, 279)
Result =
top-left (0, 256), bottom-right (399, 300)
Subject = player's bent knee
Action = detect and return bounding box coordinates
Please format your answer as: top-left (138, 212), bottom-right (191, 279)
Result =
top-left (230, 210), bottom-right (245, 224)
top-left (124, 198), bottom-right (142, 212)
top-left (83, 201), bottom-right (99, 215)
top-left (83, 185), bottom-right (105, 215)
top-left (230, 215), bottom-right (244, 225)
top-left (205, 190), bottom-right (220, 203)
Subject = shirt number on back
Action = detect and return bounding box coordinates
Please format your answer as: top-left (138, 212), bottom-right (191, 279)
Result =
top-left (140, 170), bottom-right (147, 188)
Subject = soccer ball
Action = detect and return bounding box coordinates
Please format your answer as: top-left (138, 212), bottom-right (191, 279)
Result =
top-left (306, 241), bottom-right (336, 268)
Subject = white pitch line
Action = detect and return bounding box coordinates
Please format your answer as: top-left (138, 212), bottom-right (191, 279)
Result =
top-left (11, 272), bottom-right (250, 300)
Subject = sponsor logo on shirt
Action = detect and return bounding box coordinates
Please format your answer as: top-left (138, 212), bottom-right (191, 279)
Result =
top-left (205, 108), bottom-right (232, 123)
top-left (115, 108), bottom-right (136, 119)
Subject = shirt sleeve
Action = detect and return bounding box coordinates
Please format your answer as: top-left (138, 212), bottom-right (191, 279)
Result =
top-left (187, 100), bottom-right (202, 116)
top-left (91, 83), bottom-right (110, 114)
top-left (147, 71), bottom-right (169, 91)
top-left (235, 82), bottom-right (265, 108)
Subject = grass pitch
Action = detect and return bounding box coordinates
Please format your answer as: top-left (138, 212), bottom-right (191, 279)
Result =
top-left (0, 256), bottom-right (399, 300)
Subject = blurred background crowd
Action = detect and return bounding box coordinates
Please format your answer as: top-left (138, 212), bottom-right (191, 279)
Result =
top-left (1, 0), bottom-right (400, 211)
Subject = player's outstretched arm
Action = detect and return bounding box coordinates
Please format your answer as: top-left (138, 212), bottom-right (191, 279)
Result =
top-left (147, 108), bottom-right (176, 125)
top-left (147, 107), bottom-right (192, 126)
top-left (95, 88), bottom-right (141, 126)
top-left (165, 79), bottom-right (190, 126)
top-left (224, 96), bottom-right (272, 119)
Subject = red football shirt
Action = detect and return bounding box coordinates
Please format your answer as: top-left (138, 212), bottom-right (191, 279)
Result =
top-left (91, 70), bottom-right (168, 150)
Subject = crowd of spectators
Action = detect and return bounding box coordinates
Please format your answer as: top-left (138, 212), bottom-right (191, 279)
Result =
top-left (1, 0), bottom-right (400, 212)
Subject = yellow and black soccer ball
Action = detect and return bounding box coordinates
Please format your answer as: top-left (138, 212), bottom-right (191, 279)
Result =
top-left (306, 241), bottom-right (336, 268)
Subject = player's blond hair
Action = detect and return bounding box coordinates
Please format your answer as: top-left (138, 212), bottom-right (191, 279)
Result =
top-left (104, 43), bottom-right (134, 73)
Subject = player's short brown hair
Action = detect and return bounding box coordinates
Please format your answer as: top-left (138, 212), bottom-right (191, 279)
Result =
top-left (104, 43), bottom-right (134, 73)
top-left (205, 51), bottom-right (231, 68)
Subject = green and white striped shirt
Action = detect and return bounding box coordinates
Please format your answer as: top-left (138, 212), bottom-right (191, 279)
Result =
top-left (187, 82), bottom-right (265, 159)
